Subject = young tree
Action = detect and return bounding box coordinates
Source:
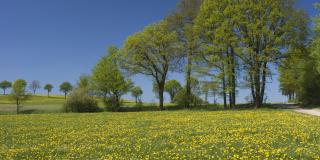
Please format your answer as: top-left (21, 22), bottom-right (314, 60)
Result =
top-left (131, 86), bottom-right (143, 103)
top-left (44, 84), bottom-right (53, 98)
top-left (164, 80), bottom-right (182, 103)
top-left (0, 80), bottom-right (12, 95)
top-left (92, 46), bottom-right (133, 110)
top-left (121, 21), bottom-right (183, 110)
top-left (29, 80), bottom-right (41, 95)
top-left (11, 79), bottom-right (28, 114)
top-left (166, 0), bottom-right (203, 108)
top-left (60, 82), bottom-right (73, 99)
top-left (195, 0), bottom-right (238, 109)
top-left (77, 74), bottom-right (91, 89)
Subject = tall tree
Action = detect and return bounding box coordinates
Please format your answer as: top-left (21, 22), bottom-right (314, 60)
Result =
top-left (11, 79), bottom-right (28, 114)
top-left (92, 46), bottom-right (133, 110)
top-left (312, 3), bottom-right (320, 73)
top-left (195, 0), bottom-right (237, 109)
top-left (131, 86), bottom-right (143, 103)
top-left (29, 80), bottom-right (41, 95)
top-left (164, 80), bottom-right (182, 103)
top-left (121, 21), bottom-right (182, 110)
top-left (44, 84), bottom-right (53, 98)
top-left (196, 0), bottom-right (308, 108)
top-left (60, 82), bottom-right (73, 99)
top-left (0, 80), bottom-right (12, 95)
top-left (166, 0), bottom-right (203, 108)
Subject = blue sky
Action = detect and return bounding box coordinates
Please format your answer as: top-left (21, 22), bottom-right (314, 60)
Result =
top-left (0, 0), bottom-right (317, 103)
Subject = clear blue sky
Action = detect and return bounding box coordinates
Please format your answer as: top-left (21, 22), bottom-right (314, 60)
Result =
top-left (0, 0), bottom-right (317, 103)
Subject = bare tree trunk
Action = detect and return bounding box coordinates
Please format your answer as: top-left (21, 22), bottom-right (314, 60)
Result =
top-left (158, 82), bottom-right (165, 110)
top-left (16, 99), bottom-right (19, 114)
top-left (185, 49), bottom-right (192, 109)
top-left (222, 70), bottom-right (228, 110)
top-left (260, 62), bottom-right (267, 107)
top-left (3, 89), bottom-right (6, 95)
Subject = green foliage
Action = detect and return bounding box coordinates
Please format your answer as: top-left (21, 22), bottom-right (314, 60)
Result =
top-left (77, 74), bottom-right (91, 89)
top-left (0, 80), bottom-right (12, 95)
top-left (59, 82), bottom-right (73, 99)
top-left (298, 58), bottom-right (320, 105)
top-left (131, 86), bottom-right (143, 103)
top-left (44, 84), bottom-right (54, 97)
top-left (311, 3), bottom-right (320, 73)
top-left (201, 81), bottom-right (218, 103)
top-left (92, 46), bottom-right (132, 110)
top-left (173, 88), bottom-right (203, 107)
top-left (164, 80), bottom-right (182, 102)
top-left (121, 21), bottom-right (183, 110)
top-left (64, 88), bottom-right (100, 113)
top-left (11, 79), bottom-right (28, 114)
top-left (196, 0), bottom-right (308, 108)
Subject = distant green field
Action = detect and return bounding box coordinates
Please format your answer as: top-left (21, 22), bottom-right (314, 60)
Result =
top-left (0, 95), bottom-right (165, 114)
top-left (0, 110), bottom-right (320, 159)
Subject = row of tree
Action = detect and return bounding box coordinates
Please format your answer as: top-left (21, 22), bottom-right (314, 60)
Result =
top-left (0, 80), bottom-right (73, 98)
top-left (110, 0), bottom-right (310, 109)
top-left (278, 3), bottom-right (320, 105)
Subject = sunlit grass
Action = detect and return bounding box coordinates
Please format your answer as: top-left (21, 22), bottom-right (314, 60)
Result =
top-left (0, 110), bottom-right (320, 159)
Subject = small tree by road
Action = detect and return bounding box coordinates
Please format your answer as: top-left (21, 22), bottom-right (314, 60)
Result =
top-left (11, 79), bottom-right (28, 114)
top-left (60, 82), bottom-right (73, 99)
top-left (0, 80), bottom-right (12, 95)
top-left (44, 84), bottom-right (54, 98)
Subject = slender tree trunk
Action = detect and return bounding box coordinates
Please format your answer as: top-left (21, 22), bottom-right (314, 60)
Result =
top-left (170, 94), bottom-right (174, 103)
top-left (231, 47), bottom-right (236, 109)
top-left (135, 97), bottom-right (138, 103)
top-left (16, 99), bottom-right (19, 114)
top-left (222, 70), bottom-right (228, 110)
top-left (185, 49), bottom-right (192, 109)
top-left (47, 91), bottom-right (50, 98)
top-left (158, 82), bottom-right (165, 110)
top-left (64, 92), bottom-right (67, 99)
top-left (260, 62), bottom-right (267, 107)
top-left (3, 89), bottom-right (6, 95)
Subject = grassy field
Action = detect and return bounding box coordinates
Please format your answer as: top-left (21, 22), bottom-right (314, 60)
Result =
top-left (0, 94), bottom-right (222, 114)
top-left (0, 110), bottom-right (320, 159)
top-left (0, 95), bottom-right (66, 114)
top-left (0, 95), bottom-right (162, 114)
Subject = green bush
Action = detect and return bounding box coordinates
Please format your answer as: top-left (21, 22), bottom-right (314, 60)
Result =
top-left (104, 97), bottom-right (123, 112)
top-left (64, 88), bottom-right (100, 113)
top-left (173, 88), bottom-right (204, 107)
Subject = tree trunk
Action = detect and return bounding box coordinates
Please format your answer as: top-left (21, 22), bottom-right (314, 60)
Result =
top-left (231, 47), bottom-right (236, 109)
top-left (170, 94), bottom-right (174, 103)
top-left (222, 71), bottom-right (228, 110)
top-left (185, 49), bottom-right (192, 109)
top-left (47, 91), bottom-right (50, 98)
top-left (64, 92), bottom-right (67, 99)
top-left (3, 89), bottom-right (6, 95)
top-left (16, 99), bottom-right (19, 114)
top-left (260, 62), bottom-right (267, 107)
top-left (158, 82), bottom-right (165, 110)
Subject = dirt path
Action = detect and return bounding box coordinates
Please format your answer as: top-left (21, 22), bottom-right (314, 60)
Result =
top-left (294, 108), bottom-right (320, 117)
top-left (281, 104), bottom-right (320, 117)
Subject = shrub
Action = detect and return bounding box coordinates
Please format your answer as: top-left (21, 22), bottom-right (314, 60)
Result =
top-left (64, 88), bottom-right (100, 113)
top-left (104, 97), bottom-right (123, 112)
top-left (173, 88), bottom-right (204, 107)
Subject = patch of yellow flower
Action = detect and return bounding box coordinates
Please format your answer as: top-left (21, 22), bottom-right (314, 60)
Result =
top-left (0, 110), bottom-right (320, 159)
